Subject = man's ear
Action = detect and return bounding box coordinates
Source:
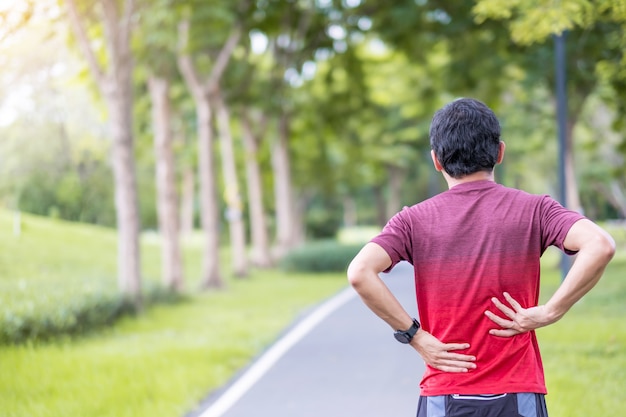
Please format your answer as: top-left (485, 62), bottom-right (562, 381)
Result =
top-left (497, 141), bottom-right (506, 164)
top-left (430, 150), bottom-right (443, 172)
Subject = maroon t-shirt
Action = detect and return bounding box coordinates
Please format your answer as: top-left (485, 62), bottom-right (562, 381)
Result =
top-left (371, 180), bottom-right (584, 396)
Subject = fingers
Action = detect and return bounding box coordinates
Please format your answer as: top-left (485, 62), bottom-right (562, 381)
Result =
top-left (503, 292), bottom-right (523, 311)
top-left (484, 310), bottom-right (514, 328)
top-left (429, 351), bottom-right (477, 373)
top-left (485, 294), bottom-right (526, 337)
top-left (412, 332), bottom-right (477, 373)
top-left (431, 361), bottom-right (476, 373)
top-left (484, 311), bottom-right (522, 336)
top-left (437, 366), bottom-right (470, 373)
top-left (489, 328), bottom-right (520, 337)
top-left (443, 342), bottom-right (471, 351)
top-left (490, 296), bottom-right (516, 319)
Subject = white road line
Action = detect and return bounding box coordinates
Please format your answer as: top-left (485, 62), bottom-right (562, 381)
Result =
top-left (198, 286), bottom-right (357, 417)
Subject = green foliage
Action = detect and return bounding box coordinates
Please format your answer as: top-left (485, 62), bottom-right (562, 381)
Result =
top-left (473, 0), bottom-right (626, 44)
top-left (16, 157), bottom-right (116, 226)
top-left (0, 21), bottom-right (118, 226)
top-left (279, 240), bottom-right (362, 273)
top-left (1, 291), bottom-right (135, 345)
top-left (472, 0), bottom-right (626, 140)
top-left (0, 282), bottom-right (186, 345)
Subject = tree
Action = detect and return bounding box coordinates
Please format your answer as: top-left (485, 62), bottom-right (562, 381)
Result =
top-left (148, 77), bottom-right (184, 291)
top-left (64, 0), bottom-right (141, 303)
top-left (240, 108), bottom-right (273, 267)
top-left (250, 0), bottom-right (357, 249)
top-left (223, 41), bottom-right (275, 267)
top-left (473, 0), bottom-right (626, 212)
top-left (213, 86), bottom-right (248, 277)
top-left (176, 2), bottom-right (242, 287)
top-left (134, 0), bottom-right (186, 291)
top-left (473, 0), bottom-right (626, 45)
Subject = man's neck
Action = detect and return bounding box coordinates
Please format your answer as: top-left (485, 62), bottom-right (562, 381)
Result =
top-left (444, 170), bottom-right (495, 189)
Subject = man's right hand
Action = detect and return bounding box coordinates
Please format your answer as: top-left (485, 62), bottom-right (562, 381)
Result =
top-left (410, 329), bottom-right (476, 373)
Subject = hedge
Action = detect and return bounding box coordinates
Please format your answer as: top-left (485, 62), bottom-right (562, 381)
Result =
top-left (0, 284), bottom-right (184, 345)
top-left (279, 240), bottom-right (364, 273)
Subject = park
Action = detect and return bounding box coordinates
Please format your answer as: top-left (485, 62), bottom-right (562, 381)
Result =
top-left (1, 1), bottom-right (625, 416)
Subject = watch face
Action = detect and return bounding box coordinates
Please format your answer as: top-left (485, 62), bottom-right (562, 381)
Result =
top-left (394, 332), bottom-right (410, 344)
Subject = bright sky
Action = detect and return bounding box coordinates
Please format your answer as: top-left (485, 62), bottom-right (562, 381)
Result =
top-left (0, 0), bottom-right (30, 12)
top-left (0, 1), bottom-right (32, 126)
top-left (0, 0), bottom-right (32, 27)
top-left (0, 0), bottom-right (63, 127)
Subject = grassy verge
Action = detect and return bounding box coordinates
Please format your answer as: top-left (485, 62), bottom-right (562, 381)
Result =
top-left (0, 273), bottom-right (344, 417)
top-left (1, 268), bottom-right (347, 417)
top-left (0, 209), bottom-right (347, 416)
top-left (0, 209), bottom-right (190, 344)
top-left (538, 245), bottom-right (626, 416)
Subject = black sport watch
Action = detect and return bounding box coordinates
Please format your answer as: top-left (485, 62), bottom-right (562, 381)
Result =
top-left (393, 319), bottom-right (421, 344)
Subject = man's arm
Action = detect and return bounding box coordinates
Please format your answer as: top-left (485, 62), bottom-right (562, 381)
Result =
top-left (486, 219), bottom-right (616, 336)
top-left (347, 242), bottom-right (476, 372)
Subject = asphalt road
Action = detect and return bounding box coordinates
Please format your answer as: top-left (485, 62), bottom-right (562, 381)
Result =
top-left (189, 261), bottom-right (424, 417)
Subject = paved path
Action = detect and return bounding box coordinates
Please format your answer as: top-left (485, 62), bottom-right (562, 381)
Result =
top-left (190, 262), bottom-right (424, 417)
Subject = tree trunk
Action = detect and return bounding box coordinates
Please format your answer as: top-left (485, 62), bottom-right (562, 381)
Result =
top-left (176, 19), bottom-right (241, 288)
top-left (107, 89), bottom-right (142, 299)
top-left (292, 192), bottom-right (306, 245)
top-left (195, 96), bottom-right (223, 288)
top-left (213, 89), bottom-right (248, 277)
top-left (148, 76), bottom-right (183, 291)
top-left (342, 196), bottom-right (357, 228)
top-left (594, 181), bottom-right (626, 219)
top-left (272, 112), bottom-right (297, 256)
top-left (180, 166), bottom-right (195, 236)
top-left (241, 110), bottom-right (273, 267)
top-left (386, 165), bottom-right (405, 219)
top-left (64, 0), bottom-right (141, 304)
top-left (565, 118), bottom-right (583, 213)
top-left (373, 185), bottom-right (387, 227)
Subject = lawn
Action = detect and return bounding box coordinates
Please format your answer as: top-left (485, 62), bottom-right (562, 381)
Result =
top-left (0, 272), bottom-right (347, 417)
top-left (538, 244), bottom-right (626, 416)
top-left (0, 210), bottom-right (347, 416)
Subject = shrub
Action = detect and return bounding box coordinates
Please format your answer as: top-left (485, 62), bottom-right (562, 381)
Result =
top-left (0, 284), bottom-right (185, 345)
top-left (279, 240), bottom-right (363, 273)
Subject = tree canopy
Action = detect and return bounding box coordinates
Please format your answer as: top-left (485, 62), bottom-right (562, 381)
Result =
top-left (1, 0), bottom-right (625, 285)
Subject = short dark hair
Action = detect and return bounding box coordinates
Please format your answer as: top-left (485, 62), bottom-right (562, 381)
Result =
top-left (429, 98), bottom-right (501, 179)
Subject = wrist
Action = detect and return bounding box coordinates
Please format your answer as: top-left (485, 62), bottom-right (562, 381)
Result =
top-left (393, 318), bottom-right (420, 344)
top-left (543, 302), bottom-right (566, 324)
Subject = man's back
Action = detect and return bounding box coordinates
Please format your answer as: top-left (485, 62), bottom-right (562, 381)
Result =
top-left (348, 98), bottom-right (614, 417)
top-left (372, 180), bottom-right (584, 395)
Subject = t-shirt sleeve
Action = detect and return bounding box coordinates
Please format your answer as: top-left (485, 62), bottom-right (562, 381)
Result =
top-left (540, 196), bottom-right (586, 255)
top-left (370, 208), bottom-right (413, 272)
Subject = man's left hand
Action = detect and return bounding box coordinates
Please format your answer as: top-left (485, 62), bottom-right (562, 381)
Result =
top-left (484, 292), bottom-right (558, 337)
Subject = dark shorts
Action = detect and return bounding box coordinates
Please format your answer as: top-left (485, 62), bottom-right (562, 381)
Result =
top-left (416, 393), bottom-right (548, 417)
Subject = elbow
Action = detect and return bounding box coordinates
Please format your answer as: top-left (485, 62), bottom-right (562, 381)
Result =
top-left (346, 259), bottom-right (367, 289)
top-left (593, 231), bottom-right (616, 264)
top-left (601, 234), bottom-right (616, 262)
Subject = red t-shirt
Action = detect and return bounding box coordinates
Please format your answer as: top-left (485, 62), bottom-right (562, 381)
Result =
top-left (371, 180), bottom-right (584, 396)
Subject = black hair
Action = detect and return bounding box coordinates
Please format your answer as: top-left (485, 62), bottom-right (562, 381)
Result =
top-left (429, 98), bottom-right (501, 179)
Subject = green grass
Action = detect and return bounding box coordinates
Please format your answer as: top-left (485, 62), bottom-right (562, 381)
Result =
top-left (0, 209), bottom-right (180, 318)
top-left (538, 245), bottom-right (626, 416)
top-left (0, 272), bottom-right (346, 417)
top-left (0, 209), bottom-right (347, 416)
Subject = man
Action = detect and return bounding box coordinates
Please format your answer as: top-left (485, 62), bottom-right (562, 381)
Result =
top-left (347, 98), bottom-right (615, 417)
